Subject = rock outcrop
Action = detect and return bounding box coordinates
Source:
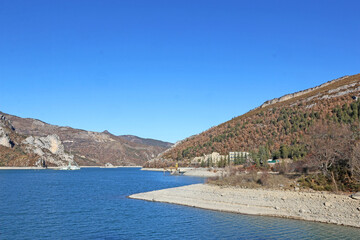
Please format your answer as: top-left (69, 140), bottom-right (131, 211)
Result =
top-left (0, 127), bottom-right (13, 148)
top-left (0, 114), bottom-right (15, 148)
top-left (0, 114), bottom-right (75, 167)
top-left (258, 76), bottom-right (349, 109)
top-left (23, 134), bottom-right (75, 167)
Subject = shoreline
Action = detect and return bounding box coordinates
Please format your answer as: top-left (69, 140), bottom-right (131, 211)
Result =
top-left (141, 167), bottom-right (223, 177)
top-left (0, 165), bottom-right (142, 170)
top-left (129, 183), bottom-right (360, 228)
top-left (0, 166), bottom-right (61, 170)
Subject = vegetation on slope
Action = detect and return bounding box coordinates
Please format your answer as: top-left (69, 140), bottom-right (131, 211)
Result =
top-left (162, 74), bottom-right (360, 160)
top-left (158, 74), bottom-right (360, 192)
top-left (0, 117), bottom-right (39, 166)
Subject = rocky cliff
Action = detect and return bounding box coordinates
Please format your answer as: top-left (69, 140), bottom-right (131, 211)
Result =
top-left (0, 114), bottom-right (73, 167)
top-left (258, 76), bottom-right (349, 109)
top-left (23, 134), bottom-right (75, 167)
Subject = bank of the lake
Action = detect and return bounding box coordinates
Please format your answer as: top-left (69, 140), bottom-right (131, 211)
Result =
top-left (141, 167), bottom-right (222, 177)
top-left (0, 165), bottom-right (142, 170)
top-left (129, 183), bottom-right (360, 228)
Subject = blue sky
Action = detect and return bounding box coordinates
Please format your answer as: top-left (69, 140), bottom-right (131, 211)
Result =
top-left (0, 0), bottom-right (359, 143)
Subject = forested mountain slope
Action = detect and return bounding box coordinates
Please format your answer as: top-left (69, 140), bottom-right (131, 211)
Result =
top-left (161, 74), bottom-right (360, 161)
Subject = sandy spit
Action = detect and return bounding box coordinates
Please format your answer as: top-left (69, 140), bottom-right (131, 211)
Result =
top-left (140, 168), bottom-right (166, 172)
top-left (129, 184), bottom-right (360, 228)
top-left (141, 167), bottom-right (222, 177)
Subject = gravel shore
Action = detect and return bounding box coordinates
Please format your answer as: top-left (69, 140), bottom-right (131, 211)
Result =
top-left (129, 183), bottom-right (360, 228)
top-left (141, 167), bottom-right (222, 177)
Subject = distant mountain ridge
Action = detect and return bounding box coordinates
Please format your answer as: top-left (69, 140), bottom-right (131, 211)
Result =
top-left (119, 135), bottom-right (173, 148)
top-left (158, 73), bottom-right (360, 161)
top-left (0, 112), bottom-right (173, 166)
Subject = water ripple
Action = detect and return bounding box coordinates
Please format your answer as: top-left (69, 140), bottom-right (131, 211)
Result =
top-left (1, 168), bottom-right (359, 239)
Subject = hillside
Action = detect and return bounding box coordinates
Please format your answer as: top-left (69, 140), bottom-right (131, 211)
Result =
top-left (119, 135), bottom-right (173, 148)
top-left (0, 112), bottom-right (173, 166)
top-left (160, 73), bottom-right (360, 161)
top-left (0, 114), bottom-right (76, 167)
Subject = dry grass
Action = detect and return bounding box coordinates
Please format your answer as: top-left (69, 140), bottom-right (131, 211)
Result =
top-left (208, 170), bottom-right (299, 190)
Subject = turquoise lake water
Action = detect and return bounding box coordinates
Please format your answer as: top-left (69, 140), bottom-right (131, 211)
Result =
top-left (1, 168), bottom-right (359, 239)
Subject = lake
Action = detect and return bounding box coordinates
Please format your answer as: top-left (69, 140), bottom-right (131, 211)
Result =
top-left (1, 168), bottom-right (359, 239)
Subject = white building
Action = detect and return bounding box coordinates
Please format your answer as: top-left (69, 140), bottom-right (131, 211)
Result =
top-left (191, 152), bottom-right (225, 165)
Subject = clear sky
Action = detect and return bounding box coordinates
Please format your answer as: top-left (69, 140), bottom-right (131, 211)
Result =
top-left (0, 0), bottom-right (359, 143)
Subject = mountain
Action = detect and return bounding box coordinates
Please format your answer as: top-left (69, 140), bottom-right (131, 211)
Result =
top-left (0, 112), bottom-right (173, 166)
top-left (119, 135), bottom-right (173, 148)
top-left (0, 114), bottom-right (75, 167)
top-left (158, 73), bottom-right (360, 161)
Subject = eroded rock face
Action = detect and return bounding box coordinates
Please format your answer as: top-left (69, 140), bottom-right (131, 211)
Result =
top-left (259, 76), bottom-right (349, 109)
top-left (24, 135), bottom-right (64, 154)
top-left (23, 134), bottom-right (74, 167)
top-left (0, 114), bottom-right (15, 131)
top-left (0, 127), bottom-right (12, 148)
top-left (0, 115), bottom-right (14, 148)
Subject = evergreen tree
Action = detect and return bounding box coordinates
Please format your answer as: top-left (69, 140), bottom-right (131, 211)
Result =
top-left (239, 153), bottom-right (246, 164)
top-left (258, 145), bottom-right (269, 166)
top-left (272, 150), bottom-right (281, 160)
top-left (280, 145), bottom-right (289, 159)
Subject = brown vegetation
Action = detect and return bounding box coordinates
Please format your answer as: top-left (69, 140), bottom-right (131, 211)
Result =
top-left (351, 143), bottom-right (360, 184)
top-left (209, 169), bottom-right (298, 190)
top-left (305, 123), bottom-right (352, 191)
top-left (143, 159), bottom-right (190, 168)
top-left (0, 145), bottom-right (38, 167)
top-left (156, 74), bottom-right (360, 192)
top-left (161, 74), bottom-right (360, 161)
top-left (208, 120), bottom-right (360, 192)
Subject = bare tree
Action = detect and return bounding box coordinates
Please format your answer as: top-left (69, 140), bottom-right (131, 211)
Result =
top-left (351, 142), bottom-right (360, 184)
top-left (306, 122), bottom-right (353, 191)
